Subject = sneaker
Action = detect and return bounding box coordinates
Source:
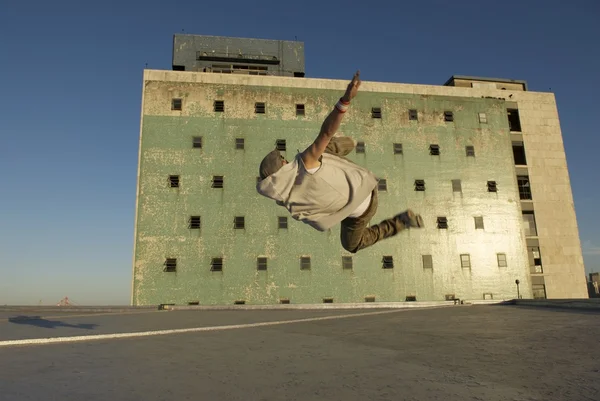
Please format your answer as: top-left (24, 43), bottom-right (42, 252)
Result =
top-left (397, 210), bottom-right (424, 228)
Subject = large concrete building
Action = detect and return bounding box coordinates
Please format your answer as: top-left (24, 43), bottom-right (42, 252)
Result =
top-left (131, 34), bottom-right (587, 306)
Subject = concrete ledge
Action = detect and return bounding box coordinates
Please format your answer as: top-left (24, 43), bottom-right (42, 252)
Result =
top-left (164, 300), bottom-right (505, 311)
top-left (503, 299), bottom-right (600, 311)
top-left (0, 306), bottom-right (157, 313)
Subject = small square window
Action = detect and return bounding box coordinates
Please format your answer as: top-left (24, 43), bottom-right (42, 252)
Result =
top-left (393, 143), bottom-right (403, 154)
top-left (479, 112), bottom-right (487, 123)
top-left (382, 255), bottom-right (394, 269)
top-left (211, 258), bottom-right (223, 272)
top-left (415, 179), bottom-right (425, 191)
top-left (474, 216), bottom-right (484, 230)
top-left (437, 217), bottom-right (448, 229)
top-left (444, 111), bottom-right (454, 122)
top-left (460, 254), bottom-right (471, 268)
top-left (296, 104), bottom-right (305, 116)
top-left (466, 146), bottom-right (475, 157)
top-left (212, 176), bottom-right (224, 188)
top-left (192, 136), bottom-right (202, 149)
top-left (378, 178), bottom-right (387, 191)
top-left (171, 98), bottom-right (182, 111)
top-left (255, 102), bottom-right (266, 114)
top-left (214, 100), bottom-right (224, 112)
top-left (189, 216), bottom-right (201, 229)
top-left (452, 179), bottom-right (462, 193)
top-left (169, 175), bottom-right (180, 188)
top-left (234, 216), bottom-right (245, 229)
top-left (278, 216), bottom-right (288, 229)
top-left (371, 107), bottom-right (382, 119)
top-left (257, 257), bottom-right (267, 271)
top-left (276, 139), bottom-right (286, 151)
top-left (342, 256), bottom-right (353, 270)
top-left (430, 144), bottom-right (440, 156)
top-left (497, 253), bottom-right (507, 267)
top-left (235, 138), bottom-right (245, 150)
top-left (409, 109), bottom-right (418, 121)
top-left (422, 255), bottom-right (433, 269)
top-left (487, 181), bottom-right (498, 192)
top-left (164, 258), bottom-right (177, 272)
top-left (356, 141), bottom-right (365, 154)
top-left (300, 256), bottom-right (311, 270)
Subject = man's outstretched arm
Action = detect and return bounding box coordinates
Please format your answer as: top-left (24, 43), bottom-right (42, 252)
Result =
top-left (301, 71), bottom-right (361, 169)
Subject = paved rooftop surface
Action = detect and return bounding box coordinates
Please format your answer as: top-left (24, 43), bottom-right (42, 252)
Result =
top-left (0, 305), bottom-right (598, 401)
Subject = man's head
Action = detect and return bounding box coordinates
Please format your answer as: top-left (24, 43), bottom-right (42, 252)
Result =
top-left (259, 149), bottom-right (288, 180)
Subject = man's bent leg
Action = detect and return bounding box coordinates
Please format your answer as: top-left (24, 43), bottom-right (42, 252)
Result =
top-left (340, 191), bottom-right (424, 253)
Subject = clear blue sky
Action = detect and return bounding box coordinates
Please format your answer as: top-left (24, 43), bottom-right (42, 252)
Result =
top-left (1, 0), bottom-right (598, 305)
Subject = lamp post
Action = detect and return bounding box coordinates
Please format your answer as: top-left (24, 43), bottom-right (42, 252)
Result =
top-left (515, 279), bottom-right (521, 299)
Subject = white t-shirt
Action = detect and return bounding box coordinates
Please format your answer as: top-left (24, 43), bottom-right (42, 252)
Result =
top-left (305, 165), bottom-right (372, 219)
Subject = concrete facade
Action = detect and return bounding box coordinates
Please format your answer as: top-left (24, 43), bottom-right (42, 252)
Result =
top-left (132, 69), bottom-right (588, 305)
top-left (172, 34), bottom-right (305, 77)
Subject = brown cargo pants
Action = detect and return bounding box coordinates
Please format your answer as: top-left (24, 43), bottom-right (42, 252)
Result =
top-left (324, 137), bottom-right (407, 254)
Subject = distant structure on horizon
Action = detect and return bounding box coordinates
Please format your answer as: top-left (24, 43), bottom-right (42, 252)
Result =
top-left (131, 34), bottom-right (588, 306)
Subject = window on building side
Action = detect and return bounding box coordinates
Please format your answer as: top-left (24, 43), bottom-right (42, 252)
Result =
top-left (437, 217), bottom-right (448, 229)
top-left (382, 256), bottom-right (394, 269)
top-left (523, 211), bottom-right (538, 236)
top-left (518, 176), bottom-right (532, 200)
top-left (257, 257), bottom-right (267, 271)
top-left (189, 216), bottom-right (201, 229)
top-left (430, 144), bottom-right (440, 155)
top-left (278, 216), bottom-right (288, 229)
top-left (507, 109), bottom-right (522, 132)
top-left (474, 216), bottom-right (484, 230)
top-left (164, 258), bottom-right (177, 272)
top-left (460, 254), bottom-right (471, 268)
top-left (452, 179), bottom-right (462, 193)
top-left (212, 176), bottom-right (224, 188)
top-left (169, 175), bottom-right (180, 188)
top-left (415, 179), bottom-right (425, 191)
top-left (393, 143), bottom-right (403, 154)
top-left (235, 138), bottom-right (245, 150)
top-left (214, 100), bottom-right (224, 112)
top-left (487, 181), bottom-right (497, 192)
top-left (234, 216), bottom-right (245, 229)
top-left (466, 146), bottom-right (475, 157)
top-left (211, 258), bottom-right (223, 271)
top-left (171, 98), bottom-right (182, 111)
top-left (276, 139), bottom-right (286, 151)
top-left (255, 102), bottom-right (266, 114)
top-left (422, 255), bottom-right (433, 269)
top-left (372, 107), bottom-right (382, 119)
top-left (479, 112), bottom-right (487, 123)
top-left (378, 179), bottom-right (387, 191)
top-left (497, 253), bottom-right (507, 267)
top-left (342, 256), bottom-right (353, 270)
top-left (356, 141), bottom-right (366, 154)
top-left (444, 111), bottom-right (454, 122)
top-left (409, 109), bottom-right (418, 121)
top-left (193, 136), bottom-right (202, 149)
top-left (513, 141), bottom-right (527, 165)
top-left (296, 104), bottom-right (305, 116)
top-left (300, 256), bottom-right (311, 270)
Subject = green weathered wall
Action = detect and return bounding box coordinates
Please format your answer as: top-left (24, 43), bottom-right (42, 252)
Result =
top-left (133, 80), bottom-right (532, 305)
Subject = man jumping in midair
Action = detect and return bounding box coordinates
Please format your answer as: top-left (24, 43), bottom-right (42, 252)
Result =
top-left (257, 71), bottom-right (423, 253)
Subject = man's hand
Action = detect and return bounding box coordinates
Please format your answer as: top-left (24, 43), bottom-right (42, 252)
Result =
top-left (341, 71), bottom-right (361, 103)
top-left (301, 70), bottom-right (362, 169)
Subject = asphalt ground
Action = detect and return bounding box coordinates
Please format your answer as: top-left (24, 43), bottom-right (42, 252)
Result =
top-left (0, 305), bottom-right (598, 401)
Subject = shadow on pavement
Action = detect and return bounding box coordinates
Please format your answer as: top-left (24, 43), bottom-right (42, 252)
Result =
top-left (8, 316), bottom-right (98, 330)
